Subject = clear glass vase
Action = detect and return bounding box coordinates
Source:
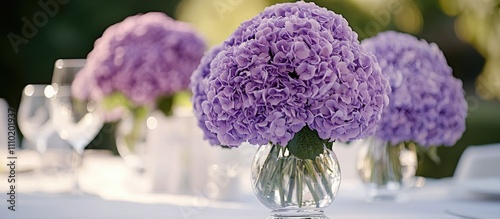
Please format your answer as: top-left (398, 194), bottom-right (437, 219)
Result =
top-left (357, 137), bottom-right (417, 202)
top-left (251, 143), bottom-right (341, 219)
top-left (115, 109), bottom-right (149, 174)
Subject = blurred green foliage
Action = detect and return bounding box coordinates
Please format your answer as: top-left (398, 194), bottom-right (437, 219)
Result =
top-left (439, 0), bottom-right (500, 100)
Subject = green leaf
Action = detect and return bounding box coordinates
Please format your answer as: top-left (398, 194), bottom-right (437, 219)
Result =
top-left (133, 106), bottom-right (149, 120)
top-left (426, 146), bottom-right (441, 164)
top-left (157, 91), bottom-right (193, 117)
top-left (412, 142), bottom-right (440, 164)
top-left (101, 92), bottom-right (133, 110)
top-left (287, 126), bottom-right (326, 160)
top-left (156, 95), bottom-right (174, 117)
top-left (122, 106), bottom-right (149, 152)
top-left (173, 91), bottom-right (193, 108)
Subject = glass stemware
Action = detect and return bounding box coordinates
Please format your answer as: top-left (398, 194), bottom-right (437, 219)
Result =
top-left (18, 84), bottom-right (78, 192)
top-left (49, 59), bottom-right (104, 193)
top-left (18, 84), bottom-right (54, 153)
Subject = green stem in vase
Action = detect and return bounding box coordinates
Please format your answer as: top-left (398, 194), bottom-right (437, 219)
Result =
top-left (255, 142), bottom-right (334, 209)
top-left (256, 145), bottom-right (274, 188)
top-left (123, 106), bottom-right (149, 152)
top-left (296, 160), bottom-right (303, 208)
top-left (261, 146), bottom-right (280, 196)
top-left (314, 158), bottom-right (333, 198)
top-left (390, 142), bottom-right (401, 182)
top-left (305, 174), bottom-right (319, 208)
top-left (304, 159), bottom-right (322, 207)
top-left (287, 158), bottom-right (296, 204)
top-left (260, 164), bottom-right (275, 197)
top-left (278, 156), bottom-right (286, 207)
top-left (320, 154), bottom-right (335, 173)
top-left (279, 148), bottom-right (296, 206)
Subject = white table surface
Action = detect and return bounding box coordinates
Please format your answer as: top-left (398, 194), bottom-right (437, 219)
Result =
top-left (1, 150), bottom-right (499, 219)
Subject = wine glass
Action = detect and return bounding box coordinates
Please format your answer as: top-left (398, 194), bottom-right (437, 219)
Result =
top-left (17, 84), bottom-right (54, 153)
top-left (18, 84), bottom-right (77, 192)
top-left (49, 59), bottom-right (104, 193)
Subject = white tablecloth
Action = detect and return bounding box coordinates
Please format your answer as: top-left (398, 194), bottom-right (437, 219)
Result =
top-left (1, 151), bottom-right (499, 219)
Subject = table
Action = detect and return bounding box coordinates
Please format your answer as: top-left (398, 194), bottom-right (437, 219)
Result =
top-left (1, 150), bottom-right (499, 219)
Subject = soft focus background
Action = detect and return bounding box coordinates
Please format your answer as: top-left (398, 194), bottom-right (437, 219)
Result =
top-left (1, 0), bottom-right (499, 178)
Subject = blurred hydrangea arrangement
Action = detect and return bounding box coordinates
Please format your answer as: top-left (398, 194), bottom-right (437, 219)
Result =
top-left (71, 12), bottom-right (206, 173)
top-left (355, 31), bottom-right (468, 201)
top-left (362, 31), bottom-right (468, 148)
top-left (73, 12), bottom-right (206, 119)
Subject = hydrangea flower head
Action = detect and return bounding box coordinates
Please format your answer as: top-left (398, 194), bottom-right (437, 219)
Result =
top-left (73, 12), bottom-right (206, 107)
top-left (191, 45), bottom-right (223, 145)
top-left (362, 31), bottom-right (467, 147)
top-left (192, 2), bottom-right (390, 147)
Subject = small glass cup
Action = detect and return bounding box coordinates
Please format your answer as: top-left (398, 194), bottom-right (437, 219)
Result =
top-left (37, 134), bottom-right (78, 193)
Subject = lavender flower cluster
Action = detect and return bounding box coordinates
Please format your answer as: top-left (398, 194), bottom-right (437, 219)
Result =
top-left (73, 12), bottom-right (206, 106)
top-left (191, 2), bottom-right (390, 147)
top-left (362, 31), bottom-right (467, 147)
top-left (191, 45), bottom-right (223, 145)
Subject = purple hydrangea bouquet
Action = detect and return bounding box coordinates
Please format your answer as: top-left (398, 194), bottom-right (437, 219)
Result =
top-left (73, 12), bottom-right (206, 118)
top-left (357, 31), bottom-right (467, 201)
top-left (191, 2), bottom-right (389, 217)
top-left (72, 12), bottom-right (206, 171)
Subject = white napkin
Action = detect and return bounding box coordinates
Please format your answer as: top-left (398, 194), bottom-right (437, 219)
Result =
top-left (454, 143), bottom-right (500, 181)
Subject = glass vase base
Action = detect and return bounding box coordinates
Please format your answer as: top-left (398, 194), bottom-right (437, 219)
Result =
top-left (268, 210), bottom-right (329, 219)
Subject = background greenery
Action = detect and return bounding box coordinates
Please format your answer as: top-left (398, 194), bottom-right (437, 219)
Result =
top-left (1, 0), bottom-right (499, 178)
